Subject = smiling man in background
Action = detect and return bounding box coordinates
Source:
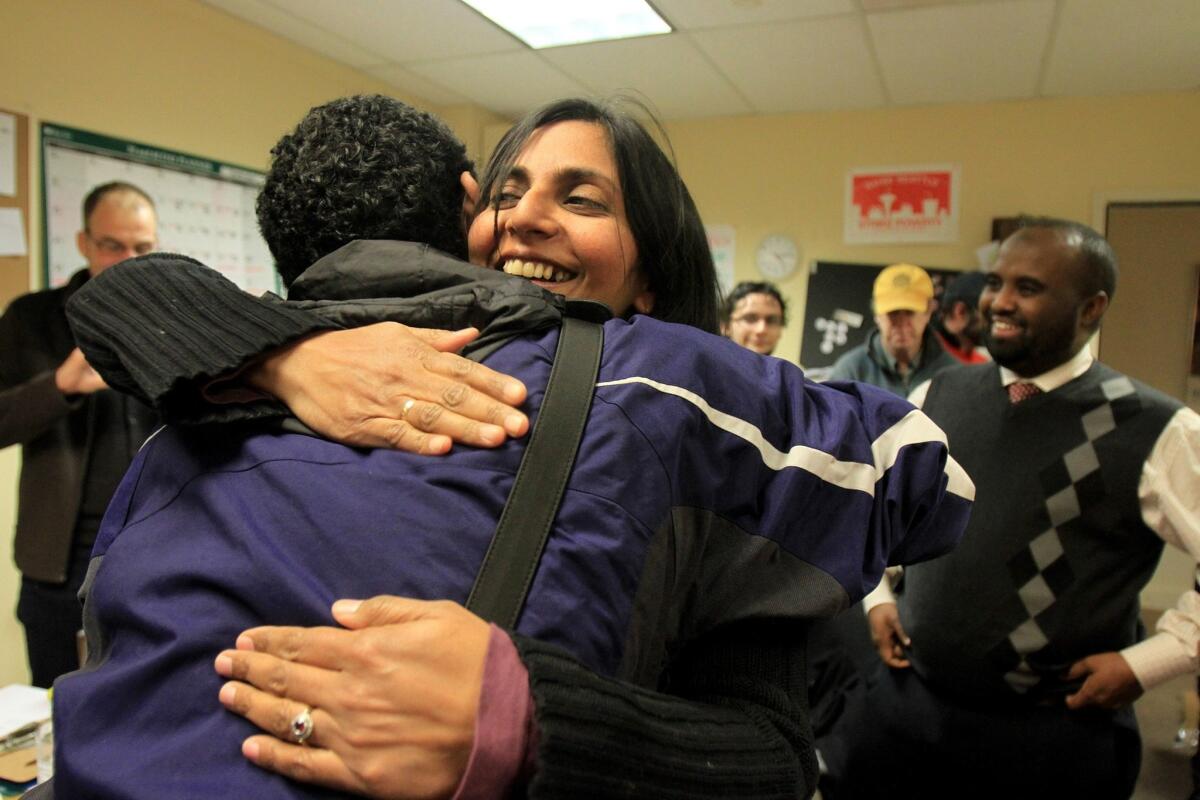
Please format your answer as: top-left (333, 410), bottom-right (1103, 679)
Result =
top-left (825, 217), bottom-right (1200, 799)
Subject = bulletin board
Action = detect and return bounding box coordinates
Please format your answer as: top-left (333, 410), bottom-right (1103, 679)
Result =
top-left (0, 108), bottom-right (31, 309)
top-left (800, 260), bottom-right (965, 373)
top-left (41, 123), bottom-right (277, 294)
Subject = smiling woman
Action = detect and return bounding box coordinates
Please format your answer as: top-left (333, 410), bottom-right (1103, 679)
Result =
top-left (473, 121), bottom-right (648, 317)
top-left (472, 98), bottom-right (719, 333)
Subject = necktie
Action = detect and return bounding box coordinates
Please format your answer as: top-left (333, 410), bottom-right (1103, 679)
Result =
top-left (1007, 381), bottom-right (1042, 404)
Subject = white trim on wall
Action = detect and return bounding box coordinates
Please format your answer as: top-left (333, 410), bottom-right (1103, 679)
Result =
top-left (1092, 188), bottom-right (1200, 233)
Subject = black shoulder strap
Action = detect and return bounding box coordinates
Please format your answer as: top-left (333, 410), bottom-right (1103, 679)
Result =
top-left (466, 310), bottom-right (605, 628)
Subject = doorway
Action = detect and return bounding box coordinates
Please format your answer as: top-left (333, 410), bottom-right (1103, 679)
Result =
top-left (1102, 202), bottom-right (1200, 403)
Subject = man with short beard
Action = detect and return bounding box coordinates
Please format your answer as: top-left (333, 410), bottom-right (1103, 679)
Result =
top-left (827, 217), bottom-right (1200, 799)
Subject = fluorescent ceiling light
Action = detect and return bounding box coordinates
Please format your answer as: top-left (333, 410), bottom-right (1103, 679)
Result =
top-left (460, 0), bottom-right (672, 49)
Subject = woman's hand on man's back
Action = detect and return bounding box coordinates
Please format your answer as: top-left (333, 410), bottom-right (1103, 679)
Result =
top-left (248, 322), bottom-right (529, 453)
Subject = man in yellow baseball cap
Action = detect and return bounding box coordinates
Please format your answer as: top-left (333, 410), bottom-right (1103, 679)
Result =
top-left (827, 263), bottom-right (958, 396)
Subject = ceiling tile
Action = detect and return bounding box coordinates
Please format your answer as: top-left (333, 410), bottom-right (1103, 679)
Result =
top-left (201, 0), bottom-right (386, 67)
top-left (868, 0), bottom-right (1055, 105)
top-left (690, 15), bottom-right (885, 113)
top-left (539, 34), bottom-right (752, 119)
top-left (653, 0), bottom-right (856, 29)
top-left (860, 0), bottom-right (986, 10)
top-left (360, 63), bottom-right (471, 106)
top-left (200, 0), bottom-right (1200, 120)
top-left (1043, 0), bottom-right (1200, 96)
top-left (405, 51), bottom-right (591, 117)
top-left (267, 0), bottom-right (524, 63)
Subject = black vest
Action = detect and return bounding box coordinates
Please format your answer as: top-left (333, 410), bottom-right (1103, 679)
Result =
top-left (903, 361), bottom-right (1180, 701)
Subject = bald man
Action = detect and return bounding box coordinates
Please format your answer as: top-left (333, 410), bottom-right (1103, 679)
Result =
top-left (0, 182), bottom-right (160, 686)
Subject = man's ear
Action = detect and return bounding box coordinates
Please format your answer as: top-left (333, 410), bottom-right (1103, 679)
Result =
top-left (76, 229), bottom-right (90, 262)
top-left (460, 172), bottom-right (481, 219)
top-left (1080, 291), bottom-right (1109, 330)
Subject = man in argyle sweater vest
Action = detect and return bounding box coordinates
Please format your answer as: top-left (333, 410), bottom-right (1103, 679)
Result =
top-left (822, 218), bottom-right (1200, 799)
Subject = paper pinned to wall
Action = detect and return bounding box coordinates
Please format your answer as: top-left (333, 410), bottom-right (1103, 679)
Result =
top-left (0, 208), bottom-right (28, 256)
top-left (705, 224), bottom-right (736, 297)
top-left (0, 112), bottom-right (15, 198)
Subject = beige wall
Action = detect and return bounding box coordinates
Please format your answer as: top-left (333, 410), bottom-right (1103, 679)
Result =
top-left (0, 447), bottom-right (22, 685)
top-left (663, 91), bottom-right (1200, 365)
top-left (3, 1), bottom-right (411, 173)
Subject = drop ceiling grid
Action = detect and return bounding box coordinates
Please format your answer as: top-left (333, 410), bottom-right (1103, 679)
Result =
top-left (197, 0), bottom-right (1200, 119)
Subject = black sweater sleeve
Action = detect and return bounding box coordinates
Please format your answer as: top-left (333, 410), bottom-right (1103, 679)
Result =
top-left (66, 254), bottom-right (338, 424)
top-left (513, 619), bottom-right (816, 800)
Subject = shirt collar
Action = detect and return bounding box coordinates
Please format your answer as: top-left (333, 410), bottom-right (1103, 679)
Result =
top-left (998, 345), bottom-right (1093, 393)
top-left (874, 329), bottom-right (925, 373)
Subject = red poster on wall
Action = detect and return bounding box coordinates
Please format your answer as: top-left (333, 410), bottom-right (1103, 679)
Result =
top-left (845, 164), bottom-right (960, 244)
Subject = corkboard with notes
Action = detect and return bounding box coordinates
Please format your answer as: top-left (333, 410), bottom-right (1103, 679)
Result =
top-left (0, 107), bottom-right (31, 309)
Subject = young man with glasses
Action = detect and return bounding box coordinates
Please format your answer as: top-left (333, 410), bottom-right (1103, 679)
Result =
top-left (720, 281), bottom-right (788, 356)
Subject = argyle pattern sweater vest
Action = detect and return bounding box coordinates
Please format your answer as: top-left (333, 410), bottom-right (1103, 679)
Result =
top-left (903, 361), bottom-right (1180, 700)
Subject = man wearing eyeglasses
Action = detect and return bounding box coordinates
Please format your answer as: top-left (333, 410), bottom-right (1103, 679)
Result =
top-left (0, 181), bottom-right (159, 686)
top-left (720, 281), bottom-right (788, 356)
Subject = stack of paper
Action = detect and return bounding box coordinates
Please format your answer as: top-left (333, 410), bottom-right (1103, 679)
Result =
top-left (0, 685), bottom-right (49, 750)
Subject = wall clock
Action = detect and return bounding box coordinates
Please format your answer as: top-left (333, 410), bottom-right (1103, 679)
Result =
top-left (755, 234), bottom-right (799, 280)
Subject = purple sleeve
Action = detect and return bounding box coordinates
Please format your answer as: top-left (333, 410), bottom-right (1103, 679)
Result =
top-left (452, 624), bottom-right (537, 800)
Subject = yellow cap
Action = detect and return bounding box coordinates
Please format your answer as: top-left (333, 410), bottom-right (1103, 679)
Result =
top-left (873, 263), bottom-right (934, 315)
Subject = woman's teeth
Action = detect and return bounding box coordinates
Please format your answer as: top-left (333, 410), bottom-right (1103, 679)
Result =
top-left (502, 259), bottom-right (572, 283)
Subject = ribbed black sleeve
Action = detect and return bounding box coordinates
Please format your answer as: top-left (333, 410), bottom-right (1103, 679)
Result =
top-left (514, 620), bottom-right (816, 800)
top-left (66, 254), bottom-right (338, 423)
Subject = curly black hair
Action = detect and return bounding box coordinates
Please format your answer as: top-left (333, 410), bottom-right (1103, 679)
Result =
top-left (257, 95), bottom-right (473, 286)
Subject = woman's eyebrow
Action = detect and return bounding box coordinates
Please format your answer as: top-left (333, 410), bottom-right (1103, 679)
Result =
top-left (501, 166), bottom-right (530, 184)
top-left (553, 166), bottom-right (616, 191)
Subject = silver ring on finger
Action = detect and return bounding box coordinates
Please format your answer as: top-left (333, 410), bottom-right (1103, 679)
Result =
top-left (400, 398), bottom-right (416, 421)
top-left (289, 706), bottom-right (315, 745)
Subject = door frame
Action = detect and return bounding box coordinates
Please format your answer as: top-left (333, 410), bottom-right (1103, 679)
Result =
top-left (1093, 190), bottom-right (1200, 613)
top-left (1091, 188), bottom-right (1200, 232)
top-left (1086, 189), bottom-right (1200, 356)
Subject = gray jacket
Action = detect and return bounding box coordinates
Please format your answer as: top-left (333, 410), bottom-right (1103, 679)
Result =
top-left (827, 326), bottom-right (959, 398)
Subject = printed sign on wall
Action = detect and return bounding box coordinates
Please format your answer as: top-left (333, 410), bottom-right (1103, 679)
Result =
top-left (705, 224), bottom-right (736, 297)
top-left (844, 164), bottom-right (960, 244)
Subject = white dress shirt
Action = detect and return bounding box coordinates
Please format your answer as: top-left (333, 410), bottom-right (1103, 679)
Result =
top-left (867, 347), bottom-right (1200, 690)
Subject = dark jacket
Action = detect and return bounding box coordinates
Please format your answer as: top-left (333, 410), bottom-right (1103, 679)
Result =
top-left (0, 270), bottom-right (157, 581)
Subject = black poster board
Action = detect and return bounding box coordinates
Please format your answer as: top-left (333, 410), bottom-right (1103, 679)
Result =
top-left (801, 260), bottom-right (965, 375)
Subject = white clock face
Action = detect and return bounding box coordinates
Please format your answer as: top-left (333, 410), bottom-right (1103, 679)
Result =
top-left (756, 235), bottom-right (799, 280)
